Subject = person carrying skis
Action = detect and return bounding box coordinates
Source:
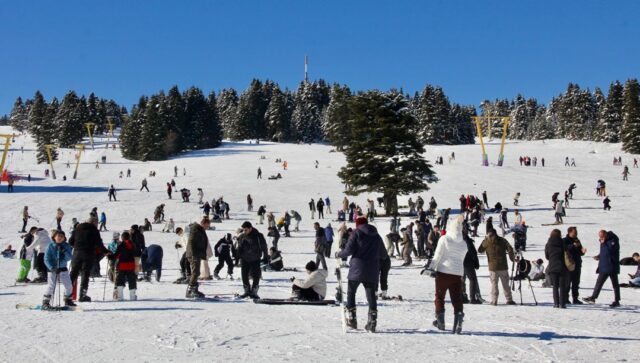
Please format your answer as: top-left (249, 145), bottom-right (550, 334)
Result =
top-left (290, 261), bottom-right (327, 301)
top-left (235, 221), bottom-right (269, 299)
top-left (337, 216), bottom-right (385, 333)
top-left (110, 231), bottom-right (138, 300)
top-left (429, 216), bottom-right (467, 333)
top-left (213, 234), bottom-right (235, 280)
top-left (41, 230), bottom-right (75, 309)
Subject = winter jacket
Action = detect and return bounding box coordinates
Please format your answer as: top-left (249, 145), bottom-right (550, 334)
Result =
top-left (563, 236), bottom-right (584, 267)
top-left (186, 223), bottom-right (209, 260)
top-left (545, 235), bottom-right (567, 274)
top-left (44, 242), bottom-right (73, 270)
top-left (555, 201), bottom-right (564, 214)
top-left (130, 227), bottom-right (146, 257)
top-left (269, 250), bottom-right (283, 271)
top-left (427, 230), bottom-right (440, 250)
top-left (236, 228), bottom-right (268, 264)
top-left (214, 236), bottom-right (236, 258)
top-left (113, 240), bottom-right (136, 272)
top-left (292, 211), bottom-right (302, 221)
top-left (69, 222), bottom-right (106, 260)
top-left (431, 225), bottom-right (467, 276)
top-left (315, 227), bottom-right (327, 253)
top-left (107, 240), bottom-right (118, 254)
top-left (478, 231), bottom-right (515, 271)
top-left (338, 224), bottom-right (384, 284)
top-left (317, 199), bottom-right (325, 210)
top-left (294, 269), bottom-right (328, 298)
top-left (19, 233), bottom-right (35, 260)
top-left (309, 200), bottom-right (316, 211)
top-left (463, 235), bottom-right (480, 270)
top-left (596, 231), bottom-right (620, 275)
top-left (325, 225), bottom-right (334, 242)
top-left (26, 229), bottom-right (52, 255)
top-left (142, 244), bottom-right (163, 271)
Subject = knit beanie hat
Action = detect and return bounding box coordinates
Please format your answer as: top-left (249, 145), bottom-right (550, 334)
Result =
top-left (305, 261), bottom-right (318, 272)
top-left (355, 216), bottom-right (368, 227)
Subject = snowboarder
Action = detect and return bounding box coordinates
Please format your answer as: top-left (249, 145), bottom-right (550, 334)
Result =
top-left (213, 234), bottom-right (235, 280)
top-left (235, 221), bottom-right (268, 299)
top-left (583, 230), bottom-right (621, 307)
top-left (291, 261), bottom-right (327, 301)
top-left (337, 216), bottom-right (384, 332)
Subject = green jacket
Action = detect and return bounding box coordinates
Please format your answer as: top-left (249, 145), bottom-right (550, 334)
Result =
top-left (478, 232), bottom-right (515, 271)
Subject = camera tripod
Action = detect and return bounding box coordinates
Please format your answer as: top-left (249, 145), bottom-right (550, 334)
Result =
top-left (510, 251), bottom-right (538, 305)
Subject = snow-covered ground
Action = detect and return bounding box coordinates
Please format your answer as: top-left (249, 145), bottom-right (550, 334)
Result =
top-left (0, 125), bottom-right (638, 362)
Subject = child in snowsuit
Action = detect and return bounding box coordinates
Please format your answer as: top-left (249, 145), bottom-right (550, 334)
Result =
top-left (110, 231), bottom-right (138, 300)
top-left (42, 231), bottom-right (76, 309)
top-left (213, 234), bottom-right (236, 280)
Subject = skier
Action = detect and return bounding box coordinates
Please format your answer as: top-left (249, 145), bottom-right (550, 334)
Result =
top-left (99, 212), bottom-right (107, 232)
top-left (55, 208), bottom-right (64, 231)
top-left (141, 244), bottom-right (164, 282)
top-left (69, 217), bottom-right (110, 302)
top-left (571, 158), bottom-right (576, 167)
top-left (110, 231), bottom-right (138, 300)
top-left (603, 196), bottom-right (611, 211)
top-left (166, 182), bottom-right (172, 199)
top-left (41, 230), bottom-right (75, 309)
top-left (247, 194), bottom-right (253, 212)
top-left (430, 216), bottom-right (467, 332)
top-left (140, 178), bottom-right (149, 192)
top-left (213, 234), bottom-right (235, 280)
top-left (313, 222), bottom-right (328, 270)
top-left (235, 221), bottom-right (268, 299)
top-left (478, 226), bottom-right (516, 305)
top-left (317, 198), bottom-right (325, 219)
top-left (291, 261), bottom-right (327, 301)
top-left (257, 167), bottom-right (262, 179)
top-left (622, 166), bottom-right (630, 181)
top-left (185, 217), bottom-right (211, 298)
top-left (108, 185), bottom-right (117, 201)
top-left (583, 230), bottom-right (621, 307)
top-left (337, 216), bottom-right (384, 333)
top-left (565, 157), bottom-right (570, 167)
top-left (20, 206), bottom-right (30, 233)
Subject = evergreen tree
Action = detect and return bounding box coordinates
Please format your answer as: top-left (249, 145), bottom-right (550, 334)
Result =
top-left (530, 105), bottom-right (555, 140)
top-left (236, 79), bottom-right (269, 140)
top-left (597, 81), bottom-right (624, 142)
top-left (292, 82), bottom-right (323, 142)
top-left (184, 87), bottom-right (218, 149)
top-left (55, 91), bottom-right (85, 147)
top-left (621, 79), bottom-right (640, 153)
top-left (165, 86), bottom-right (186, 153)
top-left (338, 90), bottom-right (436, 216)
top-left (217, 89), bottom-right (239, 139)
top-left (28, 91), bottom-right (57, 164)
top-left (449, 104), bottom-right (476, 144)
top-left (139, 93), bottom-right (169, 160)
top-left (264, 86), bottom-right (292, 142)
top-left (9, 97), bottom-right (29, 132)
top-left (87, 93), bottom-right (107, 135)
top-left (206, 91), bottom-right (223, 148)
top-left (323, 84), bottom-right (352, 149)
top-left (508, 94), bottom-right (528, 139)
top-left (120, 97), bottom-right (146, 159)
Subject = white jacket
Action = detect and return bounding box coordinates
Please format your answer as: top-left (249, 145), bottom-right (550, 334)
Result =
top-left (431, 217), bottom-right (467, 276)
top-left (294, 269), bottom-right (328, 298)
top-left (26, 230), bottom-right (52, 255)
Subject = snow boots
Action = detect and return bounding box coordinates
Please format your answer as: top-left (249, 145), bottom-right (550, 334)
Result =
top-left (64, 295), bottom-right (76, 307)
top-left (452, 312), bottom-right (464, 334)
top-left (378, 290), bottom-right (388, 299)
top-left (130, 289), bottom-right (137, 301)
top-left (115, 287), bottom-right (125, 301)
top-left (42, 295), bottom-right (52, 310)
top-left (173, 272), bottom-right (188, 284)
top-left (186, 284), bottom-right (204, 299)
top-left (213, 272), bottom-right (221, 280)
top-left (239, 287), bottom-right (251, 299)
top-left (228, 274), bottom-right (234, 281)
top-left (365, 309), bottom-right (377, 333)
top-left (433, 311), bottom-right (445, 331)
top-left (462, 293), bottom-right (470, 304)
top-left (346, 308), bottom-right (357, 329)
top-left (78, 289), bottom-right (91, 302)
top-left (249, 287), bottom-right (260, 299)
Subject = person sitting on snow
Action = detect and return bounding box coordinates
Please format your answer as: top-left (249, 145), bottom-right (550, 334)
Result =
top-left (529, 259), bottom-right (545, 281)
top-left (290, 261), bottom-right (327, 301)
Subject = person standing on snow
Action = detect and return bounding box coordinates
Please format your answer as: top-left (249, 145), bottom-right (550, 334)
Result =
top-left (110, 231), bottom-right (138, 301)
top-left (478, 226), bottom-right (516, 306)
top-left (185, 217), bottom-right (211, 298)
top-left (325, 197), bottom-right (332, 214)
top-left (55, 208), bottom-right (64, 231)
top-left (213, 234), bottom-right (236, 280)
top-left (545, 229), bottom-right (569, 308)
top-left (309, 198), bottom-right (316, 219)
top-left (235, 221), bottom-right (268, 299)
top-left (140, 178), bottom-right (149, 192)
top-left (563, 227), bottom-right (586, 304)
top-left (69, 217), bottom-right (110, 302)
top-left (108, 185), bottom-right (117, 201)
top-left (316, 198), bottom-right (325, 219)
top-left (41, 230), bottom-right (75, 309)
top-left (20, 206), bottom-right (31, 233)
top-left (337, 216), bottom-right (385, 333)
top-left (583, 230), bottom-right (621, 307)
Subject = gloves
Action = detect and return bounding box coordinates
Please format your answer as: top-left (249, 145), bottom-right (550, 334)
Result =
top-left (290, 276), bottom-right (295, 282)
top-left (175, 242), bottom-right (181, 249)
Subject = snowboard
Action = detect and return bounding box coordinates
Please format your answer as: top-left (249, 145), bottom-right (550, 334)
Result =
top-left (253, 298), bottom-right (336, 306)
top-left (335, 258), bottom-right (348, 333)
top-left (16, 303), bottom-right (84, 312)
top-left (380, 295), bottom-right (404, 302)
top-left (620, 283), bottom-right (640, 288)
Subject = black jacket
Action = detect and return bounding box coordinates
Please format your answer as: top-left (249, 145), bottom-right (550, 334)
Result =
top-left (214, 236), bottom-right (236, 258)
top-left (236, 228), bottom-right (268, 264)
top-left (463, 235), bottom-right (480, 269)
top-left (69, 222), bottom-right (106, 260)
top-left (338, 224), bottom-right (384, 284)
top-left (545, 235), bottom-right (567, 274)
top-left (563, 236), bottom-right (584, 267)
top-left (130, 227), bottom-right (146, 257)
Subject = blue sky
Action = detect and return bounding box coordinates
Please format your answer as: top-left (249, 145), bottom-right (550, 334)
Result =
top-left (1, 0), bottom-right (639, 114)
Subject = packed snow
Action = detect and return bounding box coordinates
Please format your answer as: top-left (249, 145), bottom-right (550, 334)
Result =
top-left (0, 126), bottom-right (638, 362)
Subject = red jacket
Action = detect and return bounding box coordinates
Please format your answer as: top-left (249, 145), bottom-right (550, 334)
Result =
top-left (114, 240), bottom-right (136, 272)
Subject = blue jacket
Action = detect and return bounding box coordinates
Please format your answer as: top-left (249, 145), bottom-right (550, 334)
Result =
top-left (44, 242), bottom-right (73, 270)
top-left (107, 240), bottom-right (118, 253)
top-left (325, 225), bottom-right (334, 242)
top-left (338, 224), bottom-right (384, 284)
top-left (100, 213), bottom-right (106, 223)
top-left (142, 244), bottom-right (163, 271)
top-left (597, 231), bottom-right (620, 275)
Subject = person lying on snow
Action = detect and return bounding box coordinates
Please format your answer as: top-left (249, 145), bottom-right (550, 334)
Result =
top-left (290, 261), bottom-right (327, 301)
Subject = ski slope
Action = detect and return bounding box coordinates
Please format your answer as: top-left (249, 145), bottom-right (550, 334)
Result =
top-left (0, 125), bottom-right (638, 362)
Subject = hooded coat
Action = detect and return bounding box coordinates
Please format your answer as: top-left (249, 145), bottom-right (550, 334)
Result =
top-left (337, 223), bottom-right (384, 284)
top-left (431, 217), bottom-right (468, 276)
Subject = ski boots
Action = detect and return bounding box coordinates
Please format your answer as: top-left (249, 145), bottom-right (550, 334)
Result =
top-left (41, 295), bottom-right (52, 310)
top-left (78, 289), bottom-right (92, 302)
top-left (130, 289), bottom-right (137, 301)
top-left (64, 295), bottom-right (76, 307)
top-left (186, 284), bottom-right (205, 298)
top-left (238, 287), bottom-right (251, 299)
top-left (365, 309), bottom-right (377, 333)
top-left (249, 287), bottom-right (260, 300)
top-left (346, 308), bottom-right (357, 329)
top-left (213, 272), bottom-right (221, 280)
top-left (452, 312), bottom-right (464, 334)
top-left (432, 311), bottom-right (445, 331)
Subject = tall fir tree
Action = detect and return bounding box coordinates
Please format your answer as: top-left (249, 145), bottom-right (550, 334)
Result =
top-left (120, 97), bottom-right (147, 159)
top-left (292, 82), bottom-right (324, 142)
top-left (264, 86), bottom-right (292, 142)
top-left (139, 93), bottom-right (169, 160)
top-left (55, 91), bottom-right (85, 147)
top-left (206, 91), bottom-right (223, 148)
top-left (28, 91), bottom-right (57, 164)
top-left (597, 81), bottom-right (624, 142)
top-left (338, 90), bottom-right (436, 215)
top-left (165, 86), bottom-right (186, 153)
top-left (235, 79), bottom-right (269, 140)
top-left (217, 88), bottom-right (239, 139)
top-left (621, 79), bottom-right (640, 153)
top-left (9, 97), bottom-right (29, 132)
top-left (323, 84), bottom-right (352, 150)
top-left (508, 94), bottom-right (529, 139)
